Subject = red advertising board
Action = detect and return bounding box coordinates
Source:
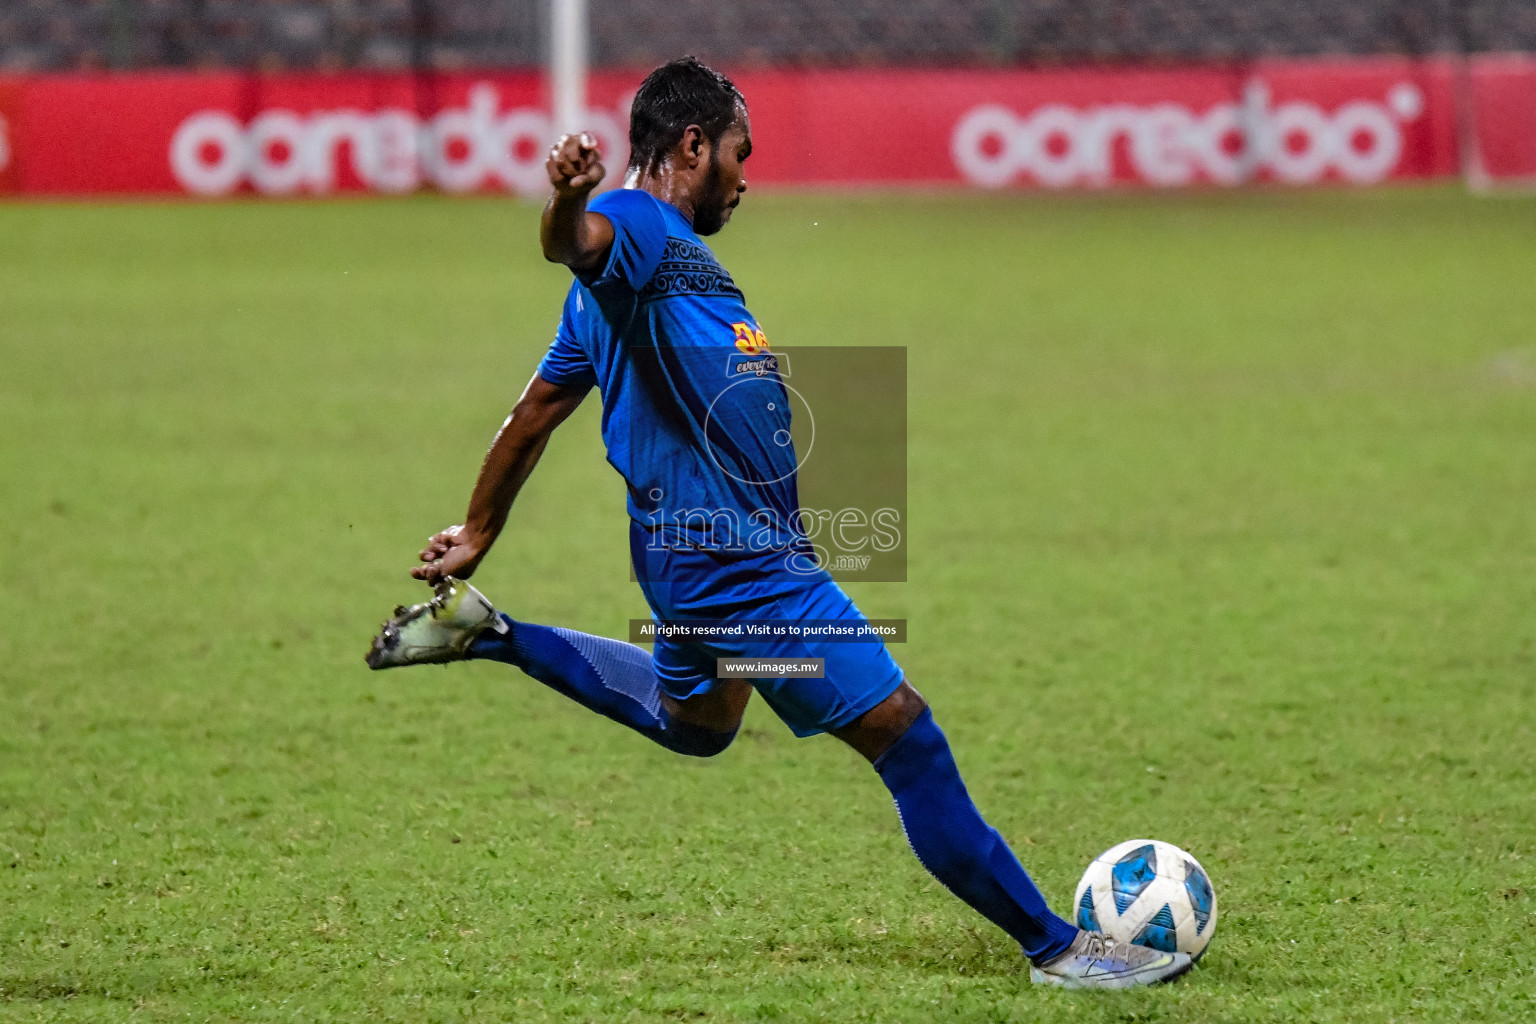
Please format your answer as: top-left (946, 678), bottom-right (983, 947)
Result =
top-left (0, 77), bottom-right (22, 194)
top-left (1469, 55), bottom-right (1536, 184)
top-left (0, 58), bottom-right (1530, 197)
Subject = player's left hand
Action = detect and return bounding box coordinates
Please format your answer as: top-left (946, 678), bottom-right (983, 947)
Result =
top-left (412, 525), bottom-right (487, 583)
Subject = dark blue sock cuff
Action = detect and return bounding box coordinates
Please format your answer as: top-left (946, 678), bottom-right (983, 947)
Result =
top-left (872, 707), bottom-right (945, 787)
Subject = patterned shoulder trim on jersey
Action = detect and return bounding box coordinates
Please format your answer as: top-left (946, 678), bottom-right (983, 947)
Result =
top-left (641, 238), bottom-right (745, 302)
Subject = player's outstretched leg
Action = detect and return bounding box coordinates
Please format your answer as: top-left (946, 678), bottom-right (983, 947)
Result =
top-left (365, 578), bottom-right (735, 757)
top-left (862, 695), bottom-right (1191, 988)
top-left (467, 616), bottom-right (739, 756)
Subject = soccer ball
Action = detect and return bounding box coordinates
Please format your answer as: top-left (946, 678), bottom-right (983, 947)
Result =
top-left (1073, 839), bottom-right (1218, 961)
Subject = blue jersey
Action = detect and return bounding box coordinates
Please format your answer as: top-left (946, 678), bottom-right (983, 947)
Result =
top-left (537, 188), bottom-right (803, 558)
top-left (537, 189), bottom-right (905, 734)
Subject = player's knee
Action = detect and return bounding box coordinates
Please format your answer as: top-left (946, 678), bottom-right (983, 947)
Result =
top-left (664, 721), bottom-right (739, 758)
top-left (837, 680), bottom-right (929, 763)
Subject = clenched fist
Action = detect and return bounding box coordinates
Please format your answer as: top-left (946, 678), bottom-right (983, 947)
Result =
top-left (547, 132), bottom-right (606, 197)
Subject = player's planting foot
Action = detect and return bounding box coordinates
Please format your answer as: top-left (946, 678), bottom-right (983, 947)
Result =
top-left (365, 577), bottom-right (505, 669)
top-left (1029, 930), bottom-right (1193, 990)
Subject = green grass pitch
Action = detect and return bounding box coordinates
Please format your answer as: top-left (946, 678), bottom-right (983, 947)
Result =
top-left (2, 188), bottom-right (1534, 1022)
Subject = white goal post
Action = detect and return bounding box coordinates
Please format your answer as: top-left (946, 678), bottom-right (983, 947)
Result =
top-left (549, 0), bottom-right (589, 138)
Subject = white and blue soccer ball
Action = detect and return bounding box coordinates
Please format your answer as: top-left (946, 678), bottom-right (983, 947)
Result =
top-left (1073, 839), bottom-right (1218, 961)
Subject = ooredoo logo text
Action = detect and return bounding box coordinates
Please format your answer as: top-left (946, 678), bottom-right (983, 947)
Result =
top-left (170, 84), bottom-right (628, 197)
top-left (952, 81), bottom-right (1425, 187)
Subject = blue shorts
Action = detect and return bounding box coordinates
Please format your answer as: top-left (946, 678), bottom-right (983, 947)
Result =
top-left (631, 525), bottom-right (904, 738)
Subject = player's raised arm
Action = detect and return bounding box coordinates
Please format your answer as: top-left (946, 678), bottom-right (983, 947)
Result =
top-left (540, 132), bottom-right (616, 271)
top-left (412, 374), bottom-right (589, 583)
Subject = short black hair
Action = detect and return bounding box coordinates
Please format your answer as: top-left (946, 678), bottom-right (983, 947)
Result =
top-left (627, 57), bottom-right (744, 174)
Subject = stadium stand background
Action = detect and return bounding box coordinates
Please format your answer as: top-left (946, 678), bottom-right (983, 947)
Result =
top-left (1, 0), bottom-right (1534, 74)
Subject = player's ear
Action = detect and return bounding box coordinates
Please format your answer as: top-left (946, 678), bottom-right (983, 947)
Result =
top-left (680, 124), bottom-right (707, 169)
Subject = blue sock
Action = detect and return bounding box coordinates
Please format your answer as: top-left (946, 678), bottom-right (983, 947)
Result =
top-left (874, 708), bottom-right (1079, 963)
top-left (467, 615), bottom-right (735, 757)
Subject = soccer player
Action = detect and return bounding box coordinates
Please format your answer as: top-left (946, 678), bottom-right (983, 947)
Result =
top-left (366, 57), bottom-right (1190, 990)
